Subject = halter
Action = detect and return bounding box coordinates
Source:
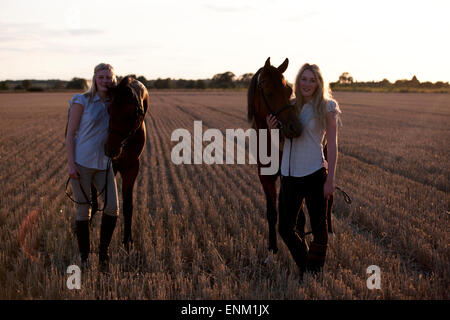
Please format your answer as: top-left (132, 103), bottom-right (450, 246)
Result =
top-left (108, 84), bottom-right (145, 148)
top-left (257, 72), bottom-right (294, 118)
top-left (108, 117), bottom-right (143, 148)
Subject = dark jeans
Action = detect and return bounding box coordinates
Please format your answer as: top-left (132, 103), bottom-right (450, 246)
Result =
top-left (278, 167), bottom-right (329, 271)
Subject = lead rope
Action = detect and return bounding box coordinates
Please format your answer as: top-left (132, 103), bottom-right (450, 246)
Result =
top-left (336, 186), bottom-right (352, 204)
top-left (303, 185), bottom-right (352, 236)
top-left (65, 158), bottom-right (112, 212)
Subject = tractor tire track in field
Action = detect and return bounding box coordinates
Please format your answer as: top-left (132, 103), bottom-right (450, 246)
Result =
top-left (339, 147), bottom-right (448, 194)
top-left (146, 101), bottom-right (236, 294)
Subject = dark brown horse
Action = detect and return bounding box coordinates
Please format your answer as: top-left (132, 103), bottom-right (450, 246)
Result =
top-left (247, 57), bottom-right (334, 254)
top-left (92, 76), bottom-right (149, 250)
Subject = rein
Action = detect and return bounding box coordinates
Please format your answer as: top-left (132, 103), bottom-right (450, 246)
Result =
top-left (64, 157), bottom-right (112, 212)
top-left (108, 118), bottom-right (143, 149)
top-left (108, 84), bottom-right (145, 148)
top-left (336, 186), bottom-right (352, 204)
top-left (303, 186), bottom-right (353, 236)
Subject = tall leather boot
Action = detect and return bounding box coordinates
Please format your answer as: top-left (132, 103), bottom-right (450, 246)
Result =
top-left (75, 220), bottom-right (90, 269)
top-left (306, 241), bottom-right (328, 274)
top-left (98, 214), bottom-right (117, 273)
top-left (294, 237), bottom-right (309, 280)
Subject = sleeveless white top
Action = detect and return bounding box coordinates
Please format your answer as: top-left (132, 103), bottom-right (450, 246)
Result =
top-left (68, 93), bottom-right (110, 170)
top-left (281, 99), bottom-right (341, 177)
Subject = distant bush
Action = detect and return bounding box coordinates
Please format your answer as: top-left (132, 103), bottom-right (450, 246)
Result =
top-left (210, 72), bottom-right (236, 89)
top-left (52, 80), bottom-right (65, 90)
top-left (66, 78), bottom-right (88, 90)
top-left (153, 78), bottom-right (172, 89)
top-left (330, 75), bottom-right (450, 93)
top-left (195, 80), bottom-right (206, 89)
top-left (22, 80), bottom-right (32, 91)
top-left (27, 87), bottom-right (45, 92)
top-left (0, 81), bottom-right (10, 90)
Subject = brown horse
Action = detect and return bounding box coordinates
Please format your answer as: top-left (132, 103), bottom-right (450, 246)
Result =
top-left (92, 76), bottom-right (149, 250)
top-left (247, 57), bottom-right (334, 254)
top-left (247, 57), bottom-right (301, 253)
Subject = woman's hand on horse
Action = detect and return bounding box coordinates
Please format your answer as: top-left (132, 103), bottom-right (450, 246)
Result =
top-left (266, 114), bottom-right (279, 129)
top-left (69, 164), bottom-right (81, 180)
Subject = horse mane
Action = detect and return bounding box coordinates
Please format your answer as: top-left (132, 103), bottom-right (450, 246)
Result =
top-left (247, 68), bottom-right (262, 123)
top-left (119, 75), bottom-right (134, 88)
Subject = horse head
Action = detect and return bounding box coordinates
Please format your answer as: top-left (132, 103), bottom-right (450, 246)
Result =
top-left (248, 57), bottom-right (302, 138)
top-left (104, 76), bottom-right (148, 159)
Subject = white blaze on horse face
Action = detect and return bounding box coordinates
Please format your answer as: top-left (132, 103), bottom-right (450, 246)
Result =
top-left (258, 129), bottom-right (279, 176)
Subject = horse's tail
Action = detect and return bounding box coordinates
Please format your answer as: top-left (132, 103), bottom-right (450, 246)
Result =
top-left (247, 69), bottom-right (261, 123)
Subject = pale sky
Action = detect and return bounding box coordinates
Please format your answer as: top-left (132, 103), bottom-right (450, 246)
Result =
top-left (1, 0), bottom-right (449, 84)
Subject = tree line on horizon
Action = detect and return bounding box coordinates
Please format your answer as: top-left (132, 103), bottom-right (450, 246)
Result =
top-left (330, 72), bottom-right (450, 92)
top-left (0, 72), bottom-right (449, 92)
top-left (0, 72), bottom-right (252, 91)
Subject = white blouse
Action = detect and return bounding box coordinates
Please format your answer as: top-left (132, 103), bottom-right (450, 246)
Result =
top-left (281, 99), bottom-right (341, 177)
top-left (68, 93), bottom-right (110, 170)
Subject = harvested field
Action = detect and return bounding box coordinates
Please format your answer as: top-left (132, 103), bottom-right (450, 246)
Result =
top-left (0, 91), bottom-right (448, 299)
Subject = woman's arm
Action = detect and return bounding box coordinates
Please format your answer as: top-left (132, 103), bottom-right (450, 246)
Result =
top-left (66, 103), bottom-right (83, 179)
top-left (324, 111), bottom-right (338, 199)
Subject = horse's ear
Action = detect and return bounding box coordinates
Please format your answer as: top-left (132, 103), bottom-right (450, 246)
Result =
top-left (264, 57), bottom-right (271, 70)
top-left (278, 58), bottom-right (289, 74)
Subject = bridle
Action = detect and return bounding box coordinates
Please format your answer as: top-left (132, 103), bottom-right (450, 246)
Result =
top-left (257, 71), bottom-right (294, 120)
top-left (108, 117), bottom-right (143, 148)
top-left (108, 86), bottom-right (145, 148)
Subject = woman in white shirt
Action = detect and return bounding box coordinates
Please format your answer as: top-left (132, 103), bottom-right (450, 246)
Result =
top-left (267, 63), bottom-right (341, 276)
top-left (66, 63), bottom-right (119, 271)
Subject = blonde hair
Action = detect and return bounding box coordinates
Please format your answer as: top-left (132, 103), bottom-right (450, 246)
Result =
top-left (84, 63), bottom-right (116, 102)
top-left (294, 63), bottom-right (339, 130)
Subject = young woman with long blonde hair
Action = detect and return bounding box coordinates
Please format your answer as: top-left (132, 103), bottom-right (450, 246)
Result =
top-left (267, 63), bottom-right (341, 277)
top-left (66, 63), bottom-right (119, 272)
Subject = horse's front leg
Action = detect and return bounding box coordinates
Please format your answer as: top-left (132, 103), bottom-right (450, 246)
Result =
top-left (120, 161), bottom-right (140, 251)
top-left (259, 173), bottom-right (279, 254)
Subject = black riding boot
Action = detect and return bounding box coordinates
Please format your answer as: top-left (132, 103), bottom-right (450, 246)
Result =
top-left (75, 220), bottom-right (90, 268)
top-left (99, 214), bottom-right (117, 273)
top-left (306, 241), bottom-right (328, 274)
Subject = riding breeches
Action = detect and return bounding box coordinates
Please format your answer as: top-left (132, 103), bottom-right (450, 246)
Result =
top-left (70, 163), bottom-right (119, 221)
top-left (278, 167), bottom-right (329, 271)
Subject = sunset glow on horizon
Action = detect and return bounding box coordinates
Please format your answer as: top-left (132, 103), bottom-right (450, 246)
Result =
top-left (1, 0), bottom-right (449, 84)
